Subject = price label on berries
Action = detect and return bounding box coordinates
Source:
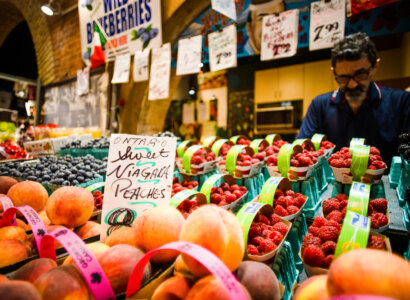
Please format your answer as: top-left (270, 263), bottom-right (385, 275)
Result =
top-left (226, 145), bottom-right (246, 176)
top-left (350, 138), bottom-right (366, 149)
top-left (312, 134), bottom-right (325, 151)
top-left (334, 211), bottom-right (370, 258)
top-left (203, 136), bottom-right (218, 148)
top-left (309, 0), bottom-right (345, 51)
top-left (170, 190), bottom-right (202, 207)
top-left (347, 182), bottom-right (370, 216)
top-left (101, 134), bottom-right (177, 241)
top-left (258, 177), bottom-right (291, 206)
top-left (208, 24), bottom-right (237, 72)
top-left (277, 144), bottom-right (302, 179)
top-left (236, 202), bottom-right (268, 243)
top-left (182, 145), bottom-right (204, 173)
top-left (351, 145), bottom-right (370, 182)
top-left (265, 134), bottom-right (279, 145)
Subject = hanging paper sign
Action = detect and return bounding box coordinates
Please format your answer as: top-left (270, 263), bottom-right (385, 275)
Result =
top-left (176, 35), bottom-right (203, 75)
top-left (309, 0), bottom-right (345, 51)
top-left (265, 134), bottom-right (281, 145)
top-left (258, 177), bottom-right (291, 206)
top-left (347, 181), bottom-right (370, 216)
top-left (133, 49), bottom-right (150, 82)
top-left (79, 0), bottom-right (162, 63)
top-left (182, 102), bottom-right (195, 124)
top-left (260, 9), bottom-right (299, 61)
top-left (334, 211), bottom-right (370, 258)
top-left (208, 24), bottom-right (237, 72)
top-left (76, 67), bottom-right (90, 96)
top-left (100, 134), bottom-right (177, 241)
top-left (351, 145), bottom-right (370, 182)
top-left (312, 134), bottom-right (326, 151)
top-left (149, 43), bottom-right (171, 100)
top-left (211, 0), bottom-right (237, 21)
top-left (111, 53), bottom-right (131, 84)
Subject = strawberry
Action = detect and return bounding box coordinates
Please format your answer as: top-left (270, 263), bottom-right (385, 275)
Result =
top-left (318, 226), bottom-right (339, 242)
top-left (303, 245), bottom-right (325, 267)
top-left (272, 222), bottom-right (289, 235)
top-left (312, 216), bottom-right (327, 228)
top-left (370, 198), bottom-right (388, 214)
top-left (321, 241), bottom-right (336, 256)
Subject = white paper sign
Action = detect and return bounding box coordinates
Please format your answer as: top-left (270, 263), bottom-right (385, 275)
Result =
top-left (111, 53), bottom-right (131, 84)
top-left (197, 101), bottom-right (209, 123)
top-left (101, 134), bottom-right (177, 240)
top-left (176, 35), bottom-right (203, 75)
top-left (261, 9), bottom-right (299, 61)
top-left (208, 24), bottom-right (237, 72)
top-left (309, 0), bottom-right (345, 51)
top-left (76, 67), bottom-right (89, 96)
top-left (211, 0), bottom-right (237, 21)
top-left (149, 43), bottom-right (171, 100)
top-left (133, 49), bottom-right (150, 82)
top-left (182, 102), bottom-right (195, 124)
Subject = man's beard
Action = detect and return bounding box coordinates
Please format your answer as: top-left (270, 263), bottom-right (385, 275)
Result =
top-left (342, 85), bottom-right (367, 103)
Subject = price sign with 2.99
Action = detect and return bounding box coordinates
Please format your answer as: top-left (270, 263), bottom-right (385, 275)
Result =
top-left (309, 0), bottom-right (345, 51)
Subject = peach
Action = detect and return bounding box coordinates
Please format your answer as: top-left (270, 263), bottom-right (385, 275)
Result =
top-left (0, 239), bottom-right (31, 267)
top-left (63, 242), bottom-right (109, 265)
top-left (75, 221), bottom-right (101, 240)
top-left (134, 206), bottom-right (185, 264)
top-left (294, 275), bottom-right (329, 300)
top-left (98, 244), bottom-right (152, 294)
top-left (0, 280), bottom-right (41, 300)
top-left (7, 181), bottom-right (48, 212)
top-left (0, 176), bottom-right (18, 196)
top-left (185, 275), bottom-right (251, 300)
top-left (174, 255), bottom-right (195, 279)
top-left (10, 258), bottom-right (57, 283)
top-left (327, 249), bottom-right (410, 299)
top-left (0, 225), bottom-right (28, 242)
top-left (46, 186), bottom-right (94, 228)
top-left (34, 264), bottom-right (92, 300)
top-left (235, 261), bottom-right (281, 300)
top-left (27, 225), bottom-right (65, 250)
top-left (151, 276), bottom-right (192, 300)
top-left (105, 226), bottom-right (138, 247)
top-left (0, 274), bottom-right (9, 283)
top-left (15, 218), bottom-right (29, 231)
top-left (38, 210), bottom-right (51, 226)
top-left (179, 205), bottom-right (244, 277)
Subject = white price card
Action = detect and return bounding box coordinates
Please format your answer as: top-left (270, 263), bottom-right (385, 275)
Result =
top-left (309, 0), bottom-right (345, 51)
top-left (100, 134), bottom-right (177, 241)
top-left (149, 43), bottom-right (171, 100)
top-left (261, 9), bottom-right (299, 61)
top-left (176, 35), bottom-right (203, 75)
top-left (111, 54), bottom-right (131, 84)
top-left (182, 102), bottom-right (195, 124)
top-left (133, 49), bottom-right (150, 82)
top-left (76, 67), bottom-right (90, 96)
top-left (211, 0), bottom-right (237, 21)
top-left (208, 24), bottom-right (237, 72)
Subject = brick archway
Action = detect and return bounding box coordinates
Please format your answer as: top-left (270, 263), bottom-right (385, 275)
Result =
top-left (0, 0), bottom-right (56, 84)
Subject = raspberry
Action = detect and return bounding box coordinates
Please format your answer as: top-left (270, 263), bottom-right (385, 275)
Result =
top-left (370, 212), bottom-right (388, 229)
top-left (285, 196), bottom-right (295, 206)
top-left (370, 198), bottom-right (388, 214)
top-left (372, 160), bottom-right (387, 169)
top-left (308, 226), bottom-right (320, 236)
top-left (270, 214), bottom-right (281, 225)
top-left (341, 207), bottom-right (347, 218)
top-left (251, 236), bottom-right (265, 245)
top-left (272, 222), bottom-right (289, 235)
top-left (248, 225), bottom-right (262, 238)
top-left (298, 155), bottom-right (312, 167)
top-left (326, 210), bottom-right (343, 224)
top-left (330, 159), bottom-right (345, 168)
top-left (339, 199), bottom-right (348, 209)
top-left (276, 196), bottom-right (287, 207)
top-left (247, 244), bottom-right (259, 255)
top-left (335, 194), bottom-right (348, 201)
top-left (262, 229), bottom-right (273, 238)
top-left (274, 205), bottom-right (288, 217)
top-left (259, 238), bottom-right (277, 253)
top-left (312, 216), bottom-right (327, 228)
top-left (290, 159), bottom-right (300, 167)
top-left (323, 254), bottom-right (334, 269)
top-left (367, 204), bottom-right (374, 216)
top-left (287, 205), bottom-right (299, 215)
top-left (268, 231), bottom-right (284, 245)
top-left (323, 199), bottom-right (340, 215)
top-left (368, 165), bottom-right (377, 170)
top-left (274, 189), bottom-right (284, 198)
top-left (367, 235), bottom-right (386, 250)
top-left (344, 159), bottom-right (352, 167)
top-left (326, 220), bottom-right (342, 231)
top-left (285, 190), bottom-right (295, 197)
top-left (301, 234), bottom-right (322, 255)
top-left (257, 214), bottom-right (271, 225)
top-left (294, 196), bottom-right (306, 208)
top-left (303, 245), bottom-right (325, 267)
top-left (370, 146), bottom-right (380, 155)
top-left (318, 226), bottom-right (339, 242)
top-left (321, 241), bottom-right (336, 256)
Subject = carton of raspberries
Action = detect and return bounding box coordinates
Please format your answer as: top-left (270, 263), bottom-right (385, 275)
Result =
top-left (218, 146), bottom-right (264, 178)
top-left (210, 139), bottom-right (234, 159)
top-left (176, 146), bottom-right (217, 175)
top-left (246, 208), bottom-right (291, 262)
top-left (171, 176), bottom-right (199, 197)
top-left (171, 190), bottom-right (207, 219)
top-left (231, 135), bottom-right (252, 146)
top-left (328, 146), bottom-right (387, 184)
top-left (322, 194), bottom-right (389, 232)
top-left (319, 140), bottom-right (336, 157)
top-left (300, 216), bottom-right (391, 275)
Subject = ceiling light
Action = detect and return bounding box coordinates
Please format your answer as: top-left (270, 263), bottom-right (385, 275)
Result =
top-left (41, 3), bottom-right (54, 15)
top-left (41, 0), bottom-right (63, 16)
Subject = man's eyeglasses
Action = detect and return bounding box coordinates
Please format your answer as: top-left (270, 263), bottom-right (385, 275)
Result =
top-left (334, 67), bottom-right (373, 84)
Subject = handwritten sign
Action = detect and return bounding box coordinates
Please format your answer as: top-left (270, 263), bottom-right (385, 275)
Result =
top-left (309, 0), bottom-right (345, 51)
top-left (261, 9), bottom-right (299, 61)
top-left (149, 43), bottom-right (171, 100)
top-left (182, 102), bottom-right (195, 124)
top-left (133, 49), bottom-right (150, 82)
top-left (76, 67), bottom-right (89, 96)
top-left (111, 53), bottom-right (131, 84)
top-left (211, 0), bottom-right (237, 21)
top-left (100, 134), bottom-right (177, 241)
top-left (176, 35), bottom-right (203, 75)
top-left (208, 24), bottom-right (237, 72)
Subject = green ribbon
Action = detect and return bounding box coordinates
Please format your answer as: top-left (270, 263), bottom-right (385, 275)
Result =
top-left (200, 174), bottom-right (224, 203)
top-left (211, 139), bottom-right (228, 156)
top-left (229, 135), bottom-right (241, 144)
top-left (170, 189), bottom-right (200, 207)
top-left (277, 144), bottom-right (294, 178)
top-left (311, 134), bottom-right (325, 151)
top-left (334, 211), bottom-right (370, 259)
top-left (292, 139), bottom-right (308, 146)
top-left (258, 177), bottom-right (284, 206)
top-left (226, 145), bottom-right (246, 176)
top-left (182, 145), bottom-right (203, 173)
top-left (265, 134), bottom-right (278, 145)
top-left (203, 136), bottom-right (218, 148)
top-left (351, 145), bottom-right (370, 181)
top-left (236, 202), bottom-right (266, 246)
top-left (177, 140), bottom-right (192, 158)
top-left (346, 181), bottom-right (371, 216)
top-left (250, 139), bottom-right (263, 153)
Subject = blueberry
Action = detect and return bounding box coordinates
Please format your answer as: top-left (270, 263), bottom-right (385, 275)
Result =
top-left (77, 176), bottom-right (85, 182)
top-left (72, 180), bottom-right (79, 185)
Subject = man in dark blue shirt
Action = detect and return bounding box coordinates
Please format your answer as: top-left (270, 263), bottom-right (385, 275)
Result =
top-left (297, 33), bottom-right (410, 166)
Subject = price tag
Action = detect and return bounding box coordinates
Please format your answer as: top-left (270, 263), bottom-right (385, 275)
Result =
top-left (208, 24), bottom-right (237, 72)
top-left (149, 43), bottom-right (171, 100)
top-left (39, 227), bottom-right (115, 300)
top-left (311, 134), bottom-right (325, 151)
top-left (265, 134), bottom-right (280, 145)
top-left (101, 134), bottom-right (177, 240)
top-left (176, 35), bottom-right (203, 75)
top-left (211, 139), bottom-right (229, 156)
top-left (258, 177), bottom-right (291, 206)
top-left (203, 136), bottom-right (218, 148)
top-left (349, 138), bottom-right (366, 150)
top-left (351, 145), bottom-right (370, 182)
top-left (111, 53), bottom-right (131, 84)
top-left (182, 145), bottom-right (203, 173)
top-left (133, 49), bottom-right (150, 82)
top-left (225, 145), bottom-right (246, 176)
top-left (126, 241), bottom-right (248, 299)
top-left (309, 0), bottom-right (345, 51)
top-left (334, 211), bottom-right (370, 258)
top-left (0, 195), bottom-right (16, 225)
top-left (347, 182), bottom-right (370, 216)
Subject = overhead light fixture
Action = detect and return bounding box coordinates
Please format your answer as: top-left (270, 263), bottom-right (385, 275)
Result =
top-left (41, 3), bottom-right (54, 15)
top-left (41, 0), bottom-right (77, 16)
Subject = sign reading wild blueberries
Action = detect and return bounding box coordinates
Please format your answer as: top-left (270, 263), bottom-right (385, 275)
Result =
top-left (100, 134), bottom-right (177, 240)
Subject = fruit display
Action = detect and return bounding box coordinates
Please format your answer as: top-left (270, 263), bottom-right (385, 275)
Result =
top-left (61, 137), bottom-right (110, 149)
top-left (176, 147), bottom-right (217, 175)
top-left (322, 194), bottom-right (389, 230)
top-left (0, 139), bottom-right (31, 160)
top-left (218, 147), bottom-right (264, 178)
top-left (92, 190), bottom-right (104, 211)
top-left (236, 137), bottom-right (252, 146)
top-left (320, 140), bottom-right (335, 150)
top-left (271, 189), bottom-right (307, 219)
top-left (171, 177), bottom-right (199, 196)
top-left (175, 195), bottom-right (201, 218)
top-left (209, 182), bottom-right (248, 207)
